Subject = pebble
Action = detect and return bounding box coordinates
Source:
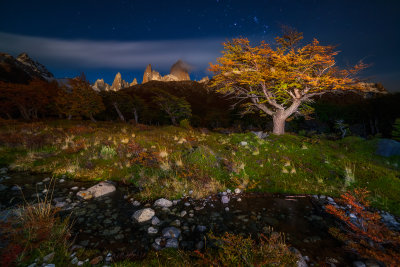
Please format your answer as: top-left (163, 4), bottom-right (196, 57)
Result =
top-left (132, 200), bottom-right (141, 207)
top-left (234, 188), bottom-right (241, 194)
top-left (132, 208), bottom-right (155, 223)
top-left (165, 238), bottom-right (179, 248)
top-left (226, 189), bottom-right (231, 194)
top-left (71, 257), bottom-right (79, 264)
top-left (353, 261), bottom-right (366, 267)
top-left (59, 179), bottom-right (65, 183)
top-left (71, 186), bottom-right (79, 191)
top-left (237, 198), bottom-right (242, 202)
top-left (184, 202), bottom-right (190, 207)
top-left (43, 177), bottom-right (51, 182)
top-left (221, 195), bottom-right (230, 204)
top-left (11, 185), bottom-right (21, 191)
top-left (151, 216), bottom-right (161, 225)
top-left (225, 207), bottom-right (230, 211)
top-left (180, 210), bottom-right (187, 217)
top-left (147, 227), bottom-right (158, 234)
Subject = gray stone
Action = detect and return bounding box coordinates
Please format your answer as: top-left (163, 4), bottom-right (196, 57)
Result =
top-left (376, 139), bottom-right (400, 157)
top-left (180, 210), bottom-right (187, 217)
top-left (27, 263), bottom-right (36, 267)
top-left (151, 216), bottom-right (161, 225)
top-left (11, 185), bottom-right (21, 191)
top-left (152, 243), bottom-right (162, 250)
top-left (132, 208), bottom-right (155, 223)
top-left (197, 225), bottom-right (207, 232)
top-left (165, 238), bottom-right (179, 248)
top-left (252, 131), bottom-right (268, 139)
top-left (234, 188), bottom-right (241, 194)
top-left (43, 252), bottom-right (55, 262)
top-left (148, 226), bottom-right (158, 234)
top-left (162, 227), bottom-right (181, 238)
top-left (221, 195), bottom-right (230, 204)
top-left (132, 200), bottom-right (141, 207)
top-left (196, 241), bottom-right (204, 250)
top-left (71, 186), bottom-right (79, 191)
top-left (240, 141), bottom-right (248, 146)
top-left (71, 257), bottom-right (79, 264)
top-left (76, 181), bottom-right (116, 200)
top-left (154, 198), bottom-right (173, 208)
top-left (353, 261), bottom-right (366, 267)
top-left (43, 177), bottom-right (51, 182)
top-left (44, 265), bottom-right (55, 267)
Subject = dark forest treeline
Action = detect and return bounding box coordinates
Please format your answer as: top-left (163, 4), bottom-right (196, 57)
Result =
top-left (0, 77), bottom-right (399, 138)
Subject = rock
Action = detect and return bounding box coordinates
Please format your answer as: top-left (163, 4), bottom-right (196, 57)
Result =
top-left (132, 208), bottom-right (155, 223)
top-left (199, 76), bottom-right (209, 83)
top-left (165, 238), bottom-right (179, 248)
top-left (170, 60), bottom-right (190, 81)
top-left (132, 200), bottom-right (141, 207)
top-left (252, 131), bottom-right (268, 139)
top-left (376, 139), bottom-right (400, 157)
top-left (43, 177), bottom-right (51, 182)
top-left (76, 182), bottom-right (116, 200)
top-left (184, 202), bottom-right (190, 207)
top-left (197, 225), bottom-right (207, 232)
top-left (44, 265), bottom-right (55, 267)
top-left (110, 72), bottom-right (129, 91)
top-left (43, 252), bottom-right (55, 262)
top-left (171, 219), bottom-right (181, 227)
top-left (154, 198), bottom-right (173, 208)
top-left (353, 261), bottom-right (366, 267)
top-left (162, 227), bottom-right (181, 238)
top-left (0, 167), bottom-right (7, 174)
top-left (77, 261), bottom-right (84, 266)
top-left (195, 240), bottom-right (204, 250)
top-left (27, 263), bottom-right (36, 267)
top-left (151, 216), bottom-right (161, 225)
top-left (152, 243), bottom-right (162, 250)
top-left (225, 207), bottom-right (230, 211)
top-left (130, 78), bottom-right (137, 86)
top-left (92, 78), bottom-right (110, 91)
top-left (180, 211), bottom-right (187, 217)
top-left (59, 179), bottom-right (65, 183)
top-left (226, 189), bottom-right (231, 194)
top-left (240, 141), bottom-right (248, 146)
top-left (327, 197), bottom-right (334, 202)
top-left (0, 184), bottom-right (7, 191)
top-left (237, 198), bottom-right (242, 202)
top-left (71, 186), bottom-right (79, 191)
top-left (234, 188), bottom-right (241, 194)
top-left (11, 185), bottom-right (21, 191)
top-left (71, 257), bottom-right (79, 264)
top-left (221, 196), bottom-right (230, 204)
top-left (148, 226), bottom-right (158, 234)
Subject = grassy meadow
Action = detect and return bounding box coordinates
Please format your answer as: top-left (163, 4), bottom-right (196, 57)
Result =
top-left (0, 119), bottom-right (399, 215)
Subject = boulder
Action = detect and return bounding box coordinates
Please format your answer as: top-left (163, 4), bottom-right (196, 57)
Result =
top-left (376, 139), bottom-right (400, 157)
top-left (162, 227), bottom-right (181, 238)
top-left (76, 182), bottom-right (116, 200)
top-left (154, 198), bottom-right (173, 208)
top-left (132, 208), bottom-right (155, 223)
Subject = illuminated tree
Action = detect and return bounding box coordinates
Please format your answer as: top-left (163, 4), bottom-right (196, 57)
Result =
top-left (209, 27), bottom-right (367, 134)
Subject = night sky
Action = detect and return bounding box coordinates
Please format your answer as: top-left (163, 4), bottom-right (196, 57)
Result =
top-left (1, 0), bottom-right (399, 91)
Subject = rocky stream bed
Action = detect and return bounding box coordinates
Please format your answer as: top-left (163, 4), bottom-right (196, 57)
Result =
top-left (1, 168), bottom-right (399, 266)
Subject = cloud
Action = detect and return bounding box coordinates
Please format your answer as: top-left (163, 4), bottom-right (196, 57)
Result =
top-left (0, 32), bottom-right (225, 71)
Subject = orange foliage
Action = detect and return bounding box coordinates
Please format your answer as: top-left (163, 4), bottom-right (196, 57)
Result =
top-left (209, 28), bottom-right (367, 134)
top-left (326, 188), bottom-right (400, 266)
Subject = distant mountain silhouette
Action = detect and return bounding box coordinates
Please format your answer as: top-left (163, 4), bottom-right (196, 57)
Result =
top-left (0, 52), bottom-right (54, 83)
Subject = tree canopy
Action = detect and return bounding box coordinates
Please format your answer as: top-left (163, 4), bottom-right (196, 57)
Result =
top-left (209, 28), bottom-right (367, 134)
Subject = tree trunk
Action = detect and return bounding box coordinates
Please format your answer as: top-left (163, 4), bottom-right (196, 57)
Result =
top-left (18, 105), bottom-right (30, 120)
top-left (171, 116), bottom-right (177, 125)
top-left (89, 113), bottom-right (96, 122)
top-left (113, 102), bottom-right (125, 121)
top-left (133, 108), bottom-right (139, 124)
top-left (272, 112), bottom-right (286, 135)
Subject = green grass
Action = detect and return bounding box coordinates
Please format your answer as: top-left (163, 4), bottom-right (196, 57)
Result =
top-left (0, 119), bottom-right (399, 214)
